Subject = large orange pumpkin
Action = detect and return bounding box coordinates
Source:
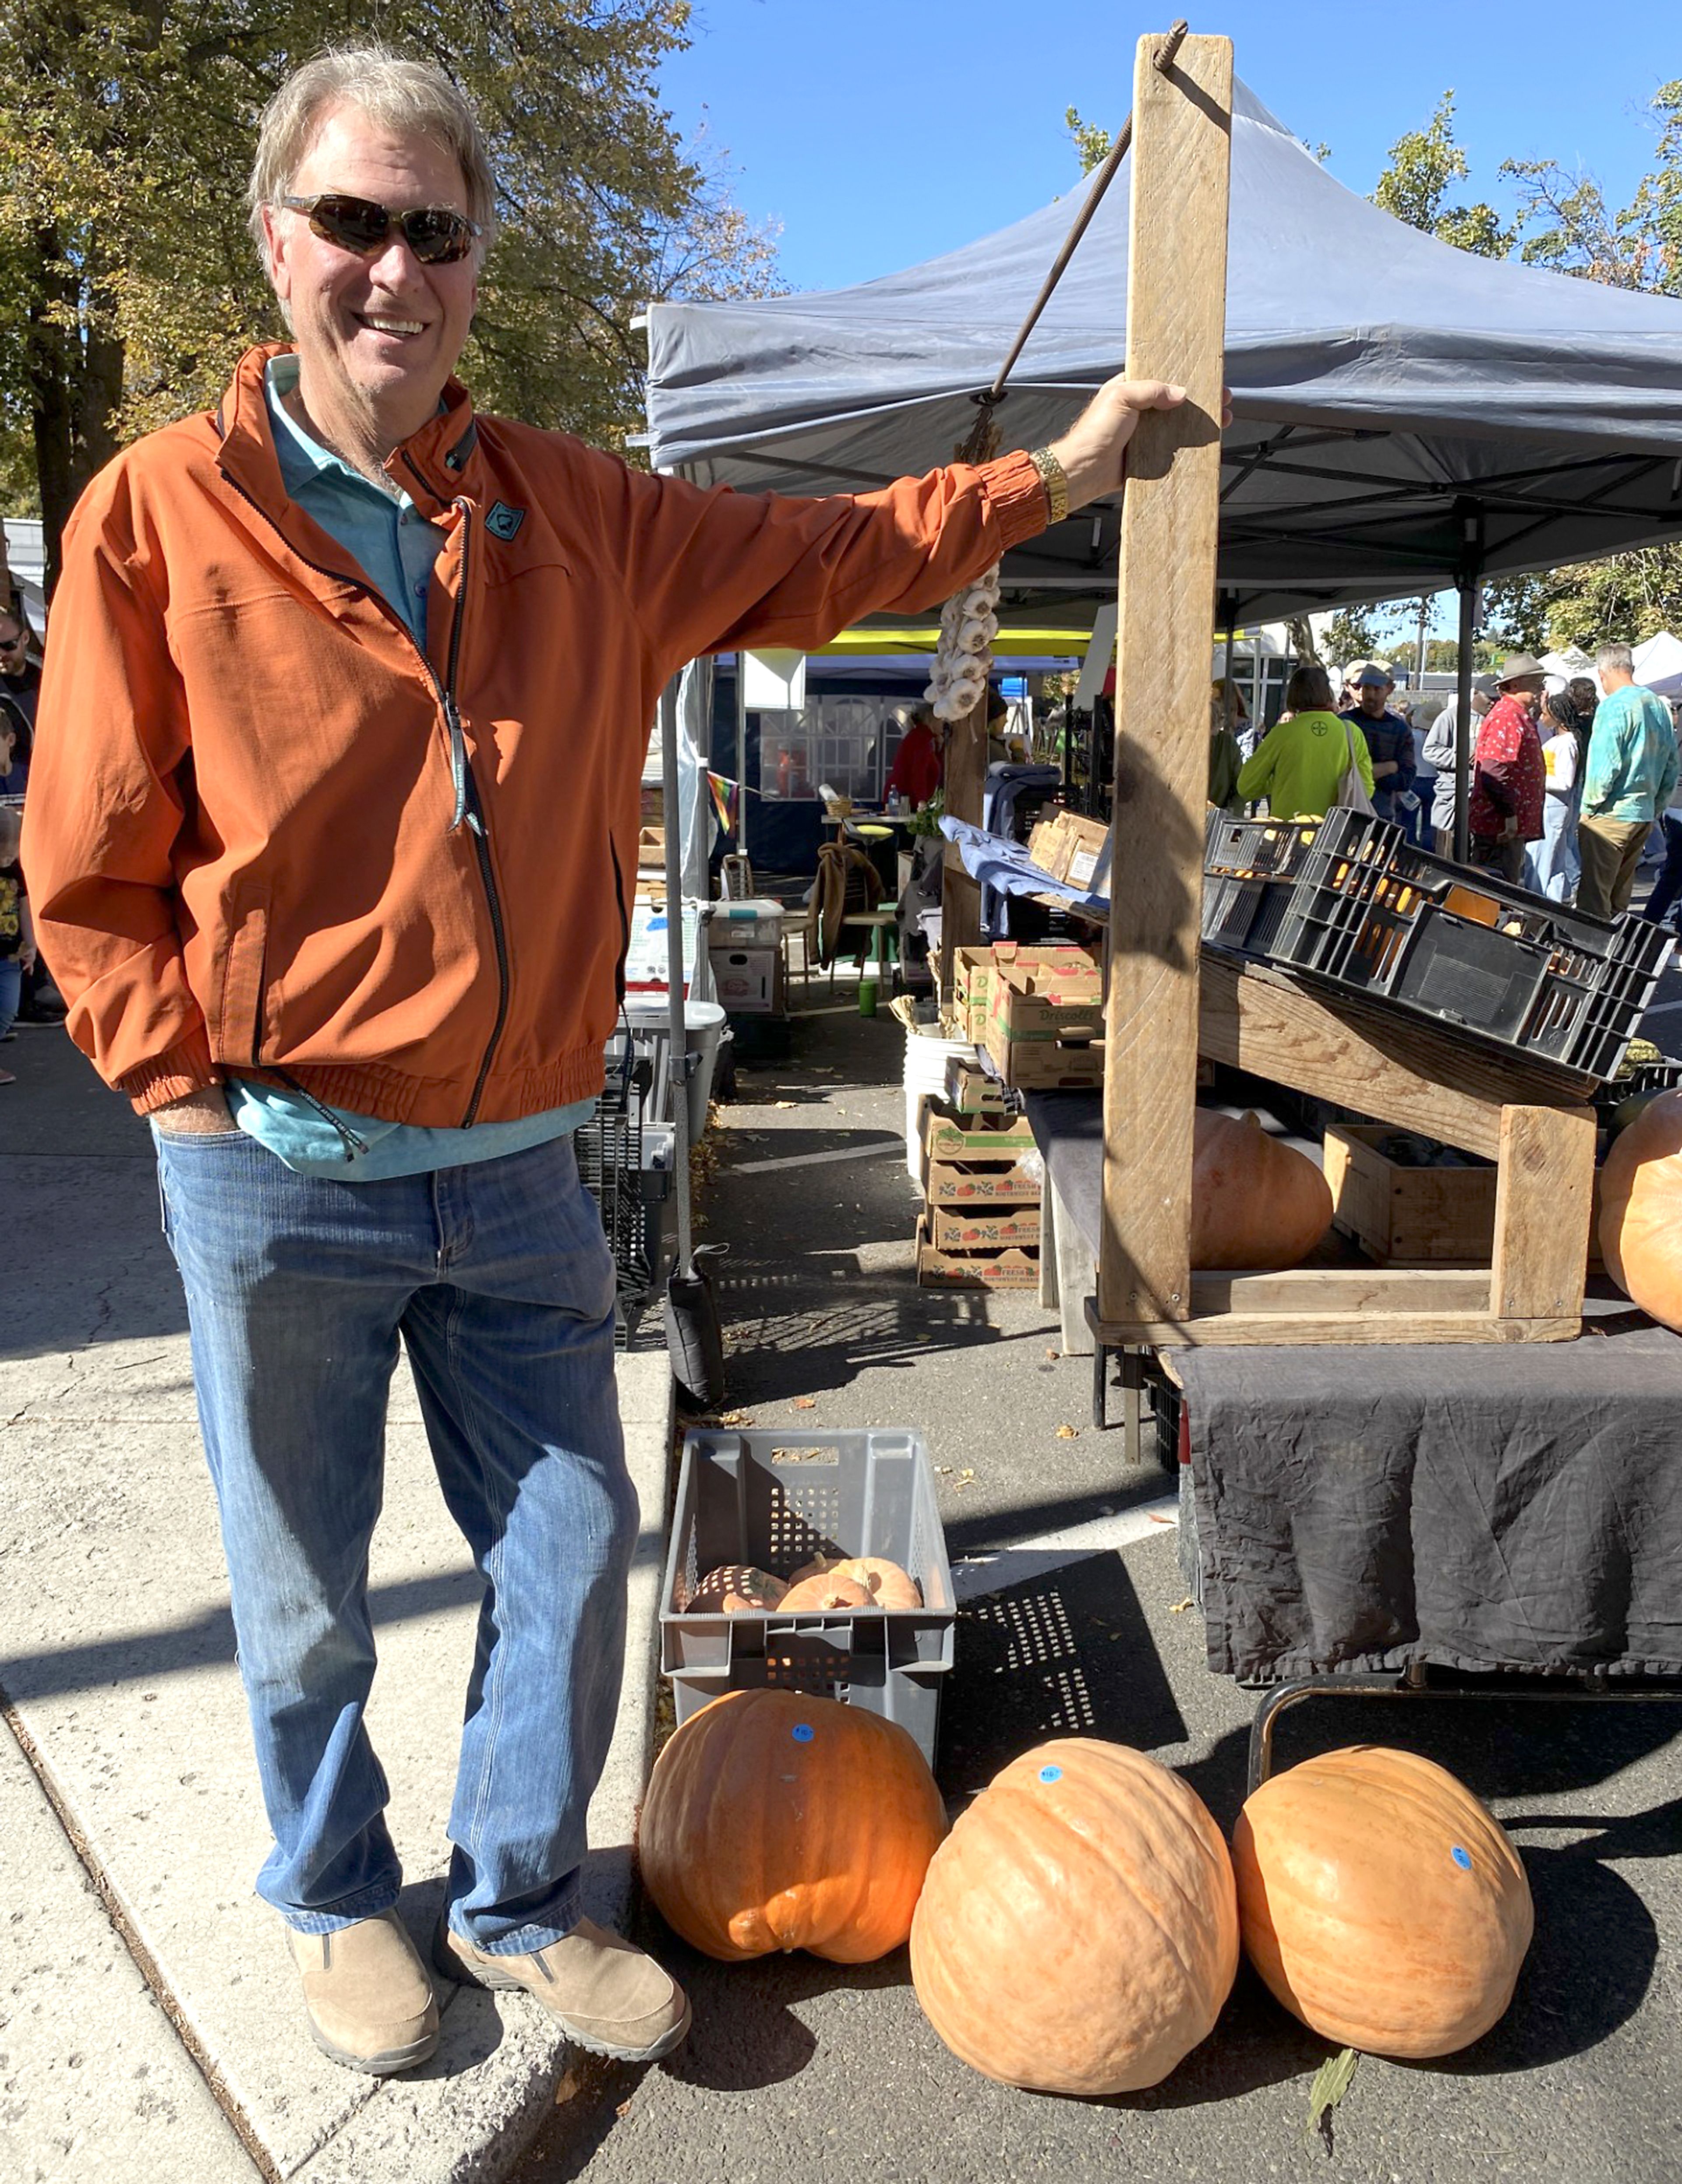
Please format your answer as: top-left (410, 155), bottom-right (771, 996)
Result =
top-left (637, 1690), bottom-right (947, 1962)
top-left (1192, 1109), bottom-right (1332, 1270)
top-left (1598, 1087), bottom-right (1682, 1330)
top-left (1232, 1746), bottom-right (1533, 2057)
top-left (909, 1739), bottom-right (1238, 2094)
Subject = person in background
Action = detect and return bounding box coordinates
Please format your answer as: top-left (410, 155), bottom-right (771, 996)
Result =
top-left (1530, 687), bottom-right (1583, 902)
top-left (1423, 672), bottom-right (1497, 858)
top-left (1637, 763), bottom-right (1682, 935)
top-left (1340, 664), bottom-right (1416, 826)
top-left (1208, 678), bottom-right (1246, 812)
top-left (0, 605), bottom-right (40, 795)
top-left (1577, 641), bottom-right (1681, 918)
top-left (884, 702), bottom-right (944, 810)
top-left (1469, 655), bottom-right (1547, 884)
top-left (0, 805), bottom-right (34, 1083)
top-left (1235, 662), bottom-right (1373, 819)
top-left (1569, 675), bottom-right (1600, 735)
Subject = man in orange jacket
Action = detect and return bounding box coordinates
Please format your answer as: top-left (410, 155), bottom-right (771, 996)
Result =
top-left (25, 45), bottom-right (1187, 2077)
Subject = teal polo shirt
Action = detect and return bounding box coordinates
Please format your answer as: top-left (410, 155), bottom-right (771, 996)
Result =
top-left (219, 361), bottom-right (594, 1180)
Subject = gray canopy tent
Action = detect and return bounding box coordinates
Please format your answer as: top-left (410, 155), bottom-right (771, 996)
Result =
top-left (643, 78), bottom-right (1682, 633)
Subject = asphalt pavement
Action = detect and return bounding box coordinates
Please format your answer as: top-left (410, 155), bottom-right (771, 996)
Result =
top-left (510, 953), bottom-right (1682, 2184)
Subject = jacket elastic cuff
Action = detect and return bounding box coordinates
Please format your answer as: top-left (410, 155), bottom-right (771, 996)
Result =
top-left (982, 448), bottom-right (1059, 551)
top-left (118, 1033), bottom-right (221, 1115)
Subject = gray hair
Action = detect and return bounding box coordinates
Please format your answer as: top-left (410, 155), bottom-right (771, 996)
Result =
top-left (1596, 642), bottom-right (1634, 674)
top-left (247, 46), bottom-right (498, 268)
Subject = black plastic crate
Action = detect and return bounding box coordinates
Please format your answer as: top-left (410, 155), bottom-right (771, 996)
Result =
top-left (660, 1428), bottom-right (955, 1767)
top-left (1265, 808), bottom-right (1674, 1087)
top-left (1200, 812), bottom-right (1325, 955)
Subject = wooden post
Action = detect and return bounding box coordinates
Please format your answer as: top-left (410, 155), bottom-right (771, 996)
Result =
top-left (1098, 31), bottom-right (1233, 1327)
top-left (939, 690), bottom-right (989, 1004)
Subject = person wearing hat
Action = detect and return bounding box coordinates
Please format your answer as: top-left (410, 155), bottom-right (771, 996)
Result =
top-left (1421, 672), bottom-right (1498, 856)
top-left (1339, 663), bottom-right (1415, 830)
top-left (1577, 641), bottom-right (1680, 918)
top-left (1468, 655), bottom-right (1548, 883)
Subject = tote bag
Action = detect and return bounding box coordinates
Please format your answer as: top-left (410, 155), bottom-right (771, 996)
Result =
top-left (1336, 719), bottom-right (1375, 817)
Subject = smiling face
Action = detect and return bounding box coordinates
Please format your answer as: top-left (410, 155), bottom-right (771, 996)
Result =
top-left (260, 102), bottom-right (480, 457)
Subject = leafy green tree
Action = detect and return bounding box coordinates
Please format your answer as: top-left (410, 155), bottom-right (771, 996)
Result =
top-left (0, 1), bottom-right (776, 589)
top-left (1370, 91), bottom-right (1514, 258)
top-left (1320, 607), bottom-right (1384, 664)
top-left (1504, 81), bottom-right (1682, 293)
top-left (1065, 107), bottom-right (1113, 178)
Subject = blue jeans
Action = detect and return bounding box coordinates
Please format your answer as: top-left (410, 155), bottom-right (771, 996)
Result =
top-left (0, 956), bottom-right (18, 1038)
top-left (1641, 812), bottom-right (1682, 928)
top-left (155, 1128), bottom-right (635, 1952)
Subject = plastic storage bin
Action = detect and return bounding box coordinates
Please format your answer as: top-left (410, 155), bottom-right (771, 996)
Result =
top-left (707, 897), bottom-right (786, 949)
top-left (1200, 812), bottom-right (1325, 954)
top-left (660, 1428), bottom-right (956, 1767)
top-left (1265, 808), bottom-right (1673, 1088)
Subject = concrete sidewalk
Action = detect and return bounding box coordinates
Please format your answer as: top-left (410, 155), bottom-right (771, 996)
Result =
top-left (1, 1027), bottom-right (674, 2184)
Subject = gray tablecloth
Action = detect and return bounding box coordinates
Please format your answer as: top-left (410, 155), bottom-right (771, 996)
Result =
top-left (1176, 1328), bottom-right (1682, 1684)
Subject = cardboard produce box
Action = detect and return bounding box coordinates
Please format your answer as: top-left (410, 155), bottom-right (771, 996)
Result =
top-left (1322, 1125), bottom-right (1496, 1265)
top-left (982, 963), bottom-right (1105, 1090)
top-left (915, 1219), bottom-right (1039, 1290)
top-left (924, 1154), bottom-right (1043, 1207)
top-left (928, 1203), bottom-right (1042, 1251)
top-left (953, 942), bottom-right (1101, 1044)
top-left (922, 1104), bottom-right (1036, 1163)
top-left (712, 945), bottom-right (784, 1016)
top-left (943, 1057), bottom-right (1011, 1115)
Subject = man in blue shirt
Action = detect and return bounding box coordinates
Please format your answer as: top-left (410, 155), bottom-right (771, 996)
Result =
top-left (1579, 641), bottom-right (1681, 917)
top-left (1341, 665), bottom-right (1417, 827)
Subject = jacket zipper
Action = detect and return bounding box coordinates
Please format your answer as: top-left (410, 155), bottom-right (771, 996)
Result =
top-left (608, 836), bottom-right (631, 1006)
top-left (446, 507), bottom-right (514, 1128)
top-left (219, 471), bottom-right (512, 1129)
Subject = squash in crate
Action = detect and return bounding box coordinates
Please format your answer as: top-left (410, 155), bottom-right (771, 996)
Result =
top-left (1598, 1087), bottom-right (1682, 1331)
top-left (1232, 1745), bottom-right (1532, 2057)
top-left (910, 1738), bottom-right (1238, 2093)
top-left (638, 1689), bottom-right (946, 1962)
top-left (1192, 1109), bottom-right (1333, 1270)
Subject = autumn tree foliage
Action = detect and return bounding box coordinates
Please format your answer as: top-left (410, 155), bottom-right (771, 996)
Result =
top-left (0, 1), bottom-right (780, 587)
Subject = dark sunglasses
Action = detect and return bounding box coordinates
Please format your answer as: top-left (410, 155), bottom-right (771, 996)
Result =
top-left (282, 192), bottom-right (480, 265)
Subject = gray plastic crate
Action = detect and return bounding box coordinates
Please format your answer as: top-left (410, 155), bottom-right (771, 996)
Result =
top-left (660, 1428), bottom-right (955, 1767)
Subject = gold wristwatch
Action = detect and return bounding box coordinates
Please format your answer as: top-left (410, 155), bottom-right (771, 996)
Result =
top-left (1028, 445), bottom-right (1070, 524)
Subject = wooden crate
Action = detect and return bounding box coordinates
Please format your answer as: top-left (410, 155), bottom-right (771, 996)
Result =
top-left (1322, 1125), bottom-right (1498, 1266)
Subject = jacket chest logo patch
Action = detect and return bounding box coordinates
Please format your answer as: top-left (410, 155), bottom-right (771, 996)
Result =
top-left (485, 501), bottom-right (527, 541)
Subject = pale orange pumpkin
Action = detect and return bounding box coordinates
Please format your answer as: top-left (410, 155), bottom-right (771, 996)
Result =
top-left (909, 1738), bottom-right (1238, 2093)
top-left (777, 1573), bottom-right (872, 1611)
top-left (1232, 1745), bottom-right (1533, 2057)
top-left (1598, 1087), bottom-right (1682, 1330)
top-left (687, 1564), bottom-right (788, 1614)
top-left (638, 1689), bottom-right (947, 1962)
top-left (1192, 1108), bottom-right (1332, 1270)
top-left (790, 1554), bottom-right (923, 1609)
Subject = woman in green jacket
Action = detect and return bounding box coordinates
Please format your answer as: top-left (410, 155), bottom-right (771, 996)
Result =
top-left (1236, 663), bottom-right (1375, 819)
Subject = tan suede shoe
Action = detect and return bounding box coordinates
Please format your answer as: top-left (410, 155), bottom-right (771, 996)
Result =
top-left (434, 1916), bottom-right (690, 2063)
top-left (286, 1909), bottom-right (441, 2075)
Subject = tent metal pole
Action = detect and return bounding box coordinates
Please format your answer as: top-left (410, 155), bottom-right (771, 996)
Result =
top-left (734, 658), bottom-right (748, 864)
top-left (1452, 502), bottom-right (1484, 864)
top-left (659, 677), bottom-right (695, 1277)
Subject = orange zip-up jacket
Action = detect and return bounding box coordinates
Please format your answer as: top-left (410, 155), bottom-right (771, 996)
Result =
top-left (25, 346), bottom-right (1049, 1124)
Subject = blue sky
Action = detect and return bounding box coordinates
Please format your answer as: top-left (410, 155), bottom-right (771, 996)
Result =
top-left (659, 0), bottom-right (1677, 295)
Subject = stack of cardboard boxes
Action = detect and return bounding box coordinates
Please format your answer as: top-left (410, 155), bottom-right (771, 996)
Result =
top-left (912, 940), bottom-right (1106, 1289)
top-left (915, 1064), bottom-right (1043, 1289)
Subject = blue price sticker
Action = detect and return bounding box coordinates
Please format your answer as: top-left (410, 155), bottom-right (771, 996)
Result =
top-left (792, 1723), bottom-right (815, 1743)
top-left (1038, 1764), bottom-right (1063, 1784)
top-left (1450, 1845), bottom-right (1473, 1871)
